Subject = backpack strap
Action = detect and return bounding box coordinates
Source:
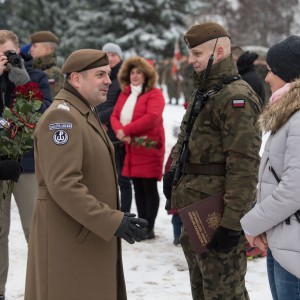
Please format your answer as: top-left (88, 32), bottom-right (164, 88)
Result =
top-left (269, 165), bottom-right (300, 224)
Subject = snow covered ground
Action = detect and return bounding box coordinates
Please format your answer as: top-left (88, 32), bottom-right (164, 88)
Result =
top-left (5, 97), bottom-right (272, 299)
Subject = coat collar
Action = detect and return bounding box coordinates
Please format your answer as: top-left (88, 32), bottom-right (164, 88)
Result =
top-left (32, 53), bottom-right (57, 70)
top-left (193, 55), bottom-right (238, 90)
top-left (55, 88), bottom-right (113, 151)
top-left (259, 79), bottom-right (300, 133)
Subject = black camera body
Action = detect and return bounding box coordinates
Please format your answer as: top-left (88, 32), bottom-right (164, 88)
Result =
top-left (4, 50), bottom-right (21, 68)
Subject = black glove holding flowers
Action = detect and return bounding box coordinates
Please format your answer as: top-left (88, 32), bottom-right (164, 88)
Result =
top-left (0, 160), bottom-right (22, 182)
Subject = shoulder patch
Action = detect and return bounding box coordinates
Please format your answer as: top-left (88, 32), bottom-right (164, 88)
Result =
top-left (232, 99), bottom-right (245, 108)
top-left (53, 130), bottom-right (69, 145)
top-left (48, 78), bottom-right (56, 84)
top-left (49, 123), bottom-right (72, 131)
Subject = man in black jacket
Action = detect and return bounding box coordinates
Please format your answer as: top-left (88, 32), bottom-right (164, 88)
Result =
top-left (97, 42), bottom-right (132, 213)
top-left (0, 29), bottom-right (52, 300)
top-left (237, 51), bottom-right (265, 105)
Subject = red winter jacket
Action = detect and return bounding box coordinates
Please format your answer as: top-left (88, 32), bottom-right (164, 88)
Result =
top-left (111, 85), bottom-right (165, 180)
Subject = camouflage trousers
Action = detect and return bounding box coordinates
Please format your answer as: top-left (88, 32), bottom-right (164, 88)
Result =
top-left (181, 228), bottom-right (249, 300)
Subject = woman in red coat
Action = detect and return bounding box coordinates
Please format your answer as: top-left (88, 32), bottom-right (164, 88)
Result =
top-left (111, 56), bottom-right (165, 239)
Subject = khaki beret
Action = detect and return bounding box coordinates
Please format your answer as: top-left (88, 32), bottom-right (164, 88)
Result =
top-left (61, 49), bottom-right (109, 75)
top-left (184, 22), bottom-right (230, 49)
top-left (30, 31), bottom-right (59, 44)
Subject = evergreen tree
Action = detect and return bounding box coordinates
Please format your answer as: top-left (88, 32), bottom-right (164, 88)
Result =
top-left (0, 0), bottom-right (8, 29)
top-left (5, 0), bottom-right (89, 59)
top-left (198, 0), bottom-right (299, 47)
top-left (227, 0), bottom-right (298, 47)
top-left (2, 0), bottom-right (299, 60)
top-left (86, 0), bottom-right (192, 59)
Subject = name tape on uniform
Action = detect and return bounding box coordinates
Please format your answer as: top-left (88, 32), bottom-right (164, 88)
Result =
top-left (232, 99), bottom-right (245, 108)
top-left (49, 123), bottom-right (72, 131)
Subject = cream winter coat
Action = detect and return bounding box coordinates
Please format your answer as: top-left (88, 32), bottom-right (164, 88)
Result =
top-left (241, 79), bottom-right (300, 278)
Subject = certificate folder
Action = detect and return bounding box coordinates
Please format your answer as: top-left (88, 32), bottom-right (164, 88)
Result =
top-left (178, 192), bottom-right (224, 254)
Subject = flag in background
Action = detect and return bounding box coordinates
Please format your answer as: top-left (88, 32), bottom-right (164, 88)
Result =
top-left (172, 36), bottom-right (181, 76)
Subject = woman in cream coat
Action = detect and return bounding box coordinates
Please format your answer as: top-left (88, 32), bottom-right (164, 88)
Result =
top-left (241, 36), bottom-right (300, 300)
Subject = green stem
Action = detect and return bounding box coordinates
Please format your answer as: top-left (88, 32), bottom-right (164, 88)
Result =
top-left (2, 180), bottom-right (14, 200)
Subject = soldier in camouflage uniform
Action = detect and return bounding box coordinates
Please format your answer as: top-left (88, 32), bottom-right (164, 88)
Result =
top-left (179, 54), bottom-right (194, 102)
top-left (30, 31), bottom-right (63, 98)
top-left (164, 22), bottom-right (262, 299)
top-left (164, 57), bottom-right (181, 104)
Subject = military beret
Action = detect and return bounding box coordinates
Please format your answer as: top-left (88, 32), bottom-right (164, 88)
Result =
top-left (30, 31), bottom-right (59, 44)
top-left (184, 22), bottom-right (230, 49)
top-left (61, 49), bottom-right (109, 75)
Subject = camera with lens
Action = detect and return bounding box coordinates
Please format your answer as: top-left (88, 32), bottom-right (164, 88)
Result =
top-left (4, 50), bottom-right (21, 68)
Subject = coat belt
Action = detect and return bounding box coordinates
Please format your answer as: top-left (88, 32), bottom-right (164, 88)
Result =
top-left (183, 163), bottom-right (226, 176)
top-left (37, 185), bottom-right (49, 198)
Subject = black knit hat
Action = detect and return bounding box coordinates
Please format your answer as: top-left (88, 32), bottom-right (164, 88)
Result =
top-left (266, 35), bottom-right (300, 82)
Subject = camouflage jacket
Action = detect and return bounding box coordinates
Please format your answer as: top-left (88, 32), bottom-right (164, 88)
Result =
top-left (171, 55), bottom-right (262, 231)
top-left (32, 53), bottom-right (63, 98)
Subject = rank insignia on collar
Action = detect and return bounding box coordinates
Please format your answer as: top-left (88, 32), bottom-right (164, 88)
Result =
top-left (57, 103), bottom-right (70, 111)
top-left (232, 99), bottom-right (245, 107)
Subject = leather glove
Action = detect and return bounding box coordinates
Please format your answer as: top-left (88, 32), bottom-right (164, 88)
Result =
top-left (7, 59), bottom-right (30, 86)
top-left (207, 226), bottom-right (241, 252)
top-left (115, 213), bottom-right (148, 244)
top-left (0, 160), bottom-right (22, 182)
top-left (165, 198), bottom-right (172, 211)
top-left (163, 167), bottom-right (175, 210)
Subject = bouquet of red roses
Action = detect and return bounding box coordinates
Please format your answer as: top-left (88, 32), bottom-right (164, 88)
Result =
top-left (0, 82), bottom-right (43, 198)
top-left (131, 136), bottom-right (157, 149)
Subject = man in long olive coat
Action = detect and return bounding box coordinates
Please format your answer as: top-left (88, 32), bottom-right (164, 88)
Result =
top-left (24, 49), bottom-right (147, 300)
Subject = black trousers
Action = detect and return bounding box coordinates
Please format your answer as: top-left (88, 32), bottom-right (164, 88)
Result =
top-left (114, 143), bottom-right (132, 213)
top-left (131, 177), bottom-right (160, 231)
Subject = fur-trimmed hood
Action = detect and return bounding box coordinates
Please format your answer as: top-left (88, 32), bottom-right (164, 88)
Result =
top-left (117, 56), bottom-right (158, 93)
top-left (259, 78), bottom-right (300, 133)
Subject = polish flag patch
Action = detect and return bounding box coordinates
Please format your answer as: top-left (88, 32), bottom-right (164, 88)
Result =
top-left (232, 99), bottom-right (245, 107)
top-left (48, 78), bottom-right (56, 84)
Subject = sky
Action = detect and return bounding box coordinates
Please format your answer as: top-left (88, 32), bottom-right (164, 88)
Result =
top-left (5, 95), bottom-right (272, 300)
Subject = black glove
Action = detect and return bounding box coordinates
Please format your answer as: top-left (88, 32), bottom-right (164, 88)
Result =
top-left (0, 160), bottom-right (22, 182)
top-left (163, 167), bottom-right (175, 210)
top-left (7, 59), bottom-right (30, 86)
top-left (207, 226), bottom-right (241, 252)
top-left (115, 213), bottom-right (148, 244)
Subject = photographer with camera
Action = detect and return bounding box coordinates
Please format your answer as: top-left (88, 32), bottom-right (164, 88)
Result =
top-left (0, 29), bottom-right (52, 300)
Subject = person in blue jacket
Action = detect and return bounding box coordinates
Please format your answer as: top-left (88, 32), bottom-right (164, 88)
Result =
top-left (0, 29), bottom-right (52, 300)
top-left (97, 43), bottom-right (133, 213)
